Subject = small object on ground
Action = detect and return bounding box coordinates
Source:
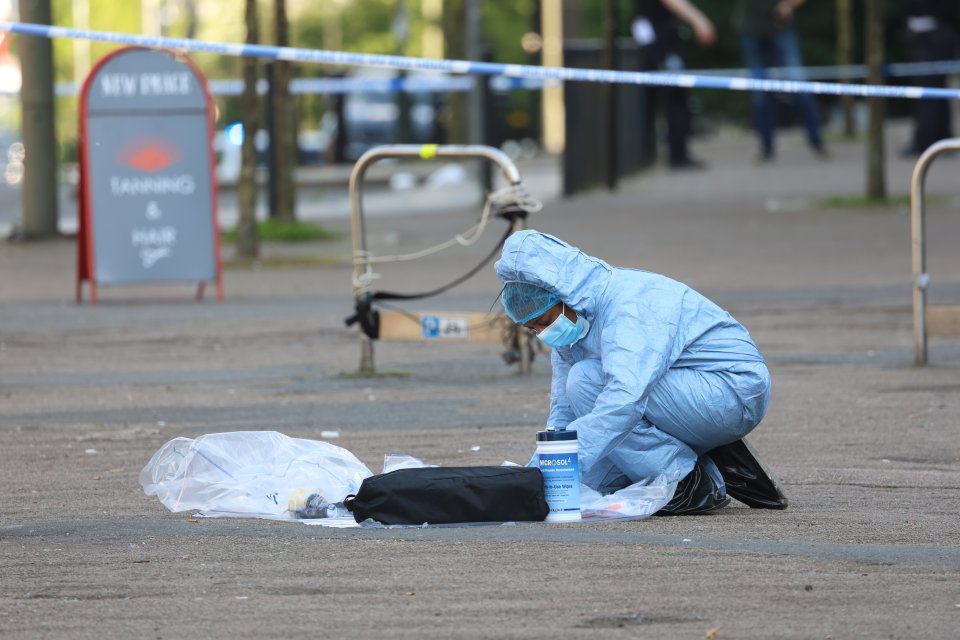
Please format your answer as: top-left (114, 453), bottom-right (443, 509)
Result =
top-left (288, 488), bottom-right (335, 519)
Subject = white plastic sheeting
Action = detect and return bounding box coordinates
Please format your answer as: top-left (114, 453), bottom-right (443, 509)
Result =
top-left (140, 431), bottom-right (676, 526)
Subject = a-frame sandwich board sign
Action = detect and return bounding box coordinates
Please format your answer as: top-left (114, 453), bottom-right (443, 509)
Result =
top-left (77, 46), bottom-right (223, 303)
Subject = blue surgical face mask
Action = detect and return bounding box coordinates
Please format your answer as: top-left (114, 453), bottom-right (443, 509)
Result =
top-left (537, 304), bottom-right (590, 348)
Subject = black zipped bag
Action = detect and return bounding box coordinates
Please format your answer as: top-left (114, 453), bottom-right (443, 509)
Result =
top-left (343, 466), bottom-right (549, 525)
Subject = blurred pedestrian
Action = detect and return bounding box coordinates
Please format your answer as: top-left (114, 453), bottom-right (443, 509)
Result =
top-left (631, 0), bottom-right (716, 170)
top-left (901, 1), bottom-right (960, 156)
top-left (733, 0), bottom-right (826, 163)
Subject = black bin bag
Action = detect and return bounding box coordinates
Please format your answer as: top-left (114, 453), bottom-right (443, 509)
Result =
top-left (708, 437), bottom-right (788, 509)
top-left (343, 466), bottom-right (550, 525)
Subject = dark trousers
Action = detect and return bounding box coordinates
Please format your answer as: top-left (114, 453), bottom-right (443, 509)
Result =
top-left (640, 26), bottom-right (692, 165)
top-left (908, 26), bottom-right (960, 152)
top-left (738, 28), bottom-right (823, 158)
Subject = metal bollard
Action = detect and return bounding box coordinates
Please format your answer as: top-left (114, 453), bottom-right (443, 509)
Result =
top-left (910, 138), bottom-right (960, 365)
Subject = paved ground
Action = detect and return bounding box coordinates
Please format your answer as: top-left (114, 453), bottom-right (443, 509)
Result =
top-left (2, 120), bottom-right (960, 639)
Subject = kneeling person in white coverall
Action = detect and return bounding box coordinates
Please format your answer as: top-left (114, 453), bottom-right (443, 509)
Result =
top-left (496, 230), bottom-right (787, 514)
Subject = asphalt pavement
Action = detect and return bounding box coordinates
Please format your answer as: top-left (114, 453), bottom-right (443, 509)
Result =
top-left (2, 120), bottom-right (960, 639)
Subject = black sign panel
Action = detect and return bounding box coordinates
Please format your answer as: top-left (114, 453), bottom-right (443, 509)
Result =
top-left (77, 47), bottom-right (222, 302)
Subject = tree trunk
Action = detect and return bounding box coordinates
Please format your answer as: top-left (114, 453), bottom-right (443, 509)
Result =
top-left (236, 0), bottom-right (261, 259)
top-left (269, 0), bottom-right (296, 222)
top-left (184, 0), bottom-right (199, 40)
top-left (394, 0), bottom-right (411, 145)
top-left (602, 0), bottom-right (618, 190)
top-left (541, 0), bottom-right (566, 155)
top-left (865, 0), bottom-right (886, 201)
top-left (442, 0), bottom-right (468, 144)
top-left (17, 0), bottom-right (59, 238)
top-left (836, 0), bottom-right (855, 138)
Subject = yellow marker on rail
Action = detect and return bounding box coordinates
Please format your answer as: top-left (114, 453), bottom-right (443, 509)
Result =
top-left (419, 144), bottom-right (438, 159)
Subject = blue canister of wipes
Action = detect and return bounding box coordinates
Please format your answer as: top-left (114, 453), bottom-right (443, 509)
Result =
top-left (536, 430), bottom-right (581, 522)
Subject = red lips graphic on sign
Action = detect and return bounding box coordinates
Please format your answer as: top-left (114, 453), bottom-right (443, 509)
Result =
top-left (118, 137), bottom-right (182, 172)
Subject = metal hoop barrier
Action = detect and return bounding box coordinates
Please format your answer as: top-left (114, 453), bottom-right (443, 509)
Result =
top-left (910, 138), bottom-right (960, 365)
top-left (348, 144), bottom-right (529, 376)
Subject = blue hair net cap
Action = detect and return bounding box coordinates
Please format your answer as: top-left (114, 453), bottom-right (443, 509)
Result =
top-left (501, 281), bottom-right (561, 324)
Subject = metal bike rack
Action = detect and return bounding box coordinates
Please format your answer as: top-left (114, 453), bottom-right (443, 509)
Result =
top-left (348, 144), bottom-right (530, 376)
top-left (910, 138), bottom-right (960, 365)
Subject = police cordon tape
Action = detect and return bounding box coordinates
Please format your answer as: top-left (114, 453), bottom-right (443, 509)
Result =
top-left (28, 59), bottom-right (960, 99)
top-left (41, 75), bottom-right (479, 98)
top-left (2, 20), bottom-right (959, 101)
top-left (694, 59), bottom-right (960, 81)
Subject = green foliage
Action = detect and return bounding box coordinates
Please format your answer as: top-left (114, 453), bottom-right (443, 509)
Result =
top-left (347, 1), bottom-right (398, 53)
top-left (224, 253), bottom-right (347, 269)
top-left (47, 0), bottom-right (141, 140)
top-left (23, 0), bottom-right (919, 160)
top-left (337, 369), bottom-right (412, 379)
top-left (50, 0), bottom-right (141, 80)
top-left (481, 4), bottom-right (535, 64)
top-left (222, 218), bottom-right (339, 243)
top-left (822, 193), bottom-right (912, 209)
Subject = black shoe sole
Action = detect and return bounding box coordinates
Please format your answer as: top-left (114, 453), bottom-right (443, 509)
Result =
top-left (653, 495), bottom-right (730, 517)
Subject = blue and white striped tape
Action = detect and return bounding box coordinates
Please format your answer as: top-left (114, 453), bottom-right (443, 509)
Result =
top-left (2, 21), bottom-right (959, 100)
top-left (689, 60), bottom-right (960, 81)
top-left (35, 75), bottom-right (529, 98)
top-left (23, 60), bottom-right (960, 99)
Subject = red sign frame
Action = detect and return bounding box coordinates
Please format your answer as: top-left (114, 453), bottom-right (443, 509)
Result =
top-left (76, 46), bottom-right (223, 303)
